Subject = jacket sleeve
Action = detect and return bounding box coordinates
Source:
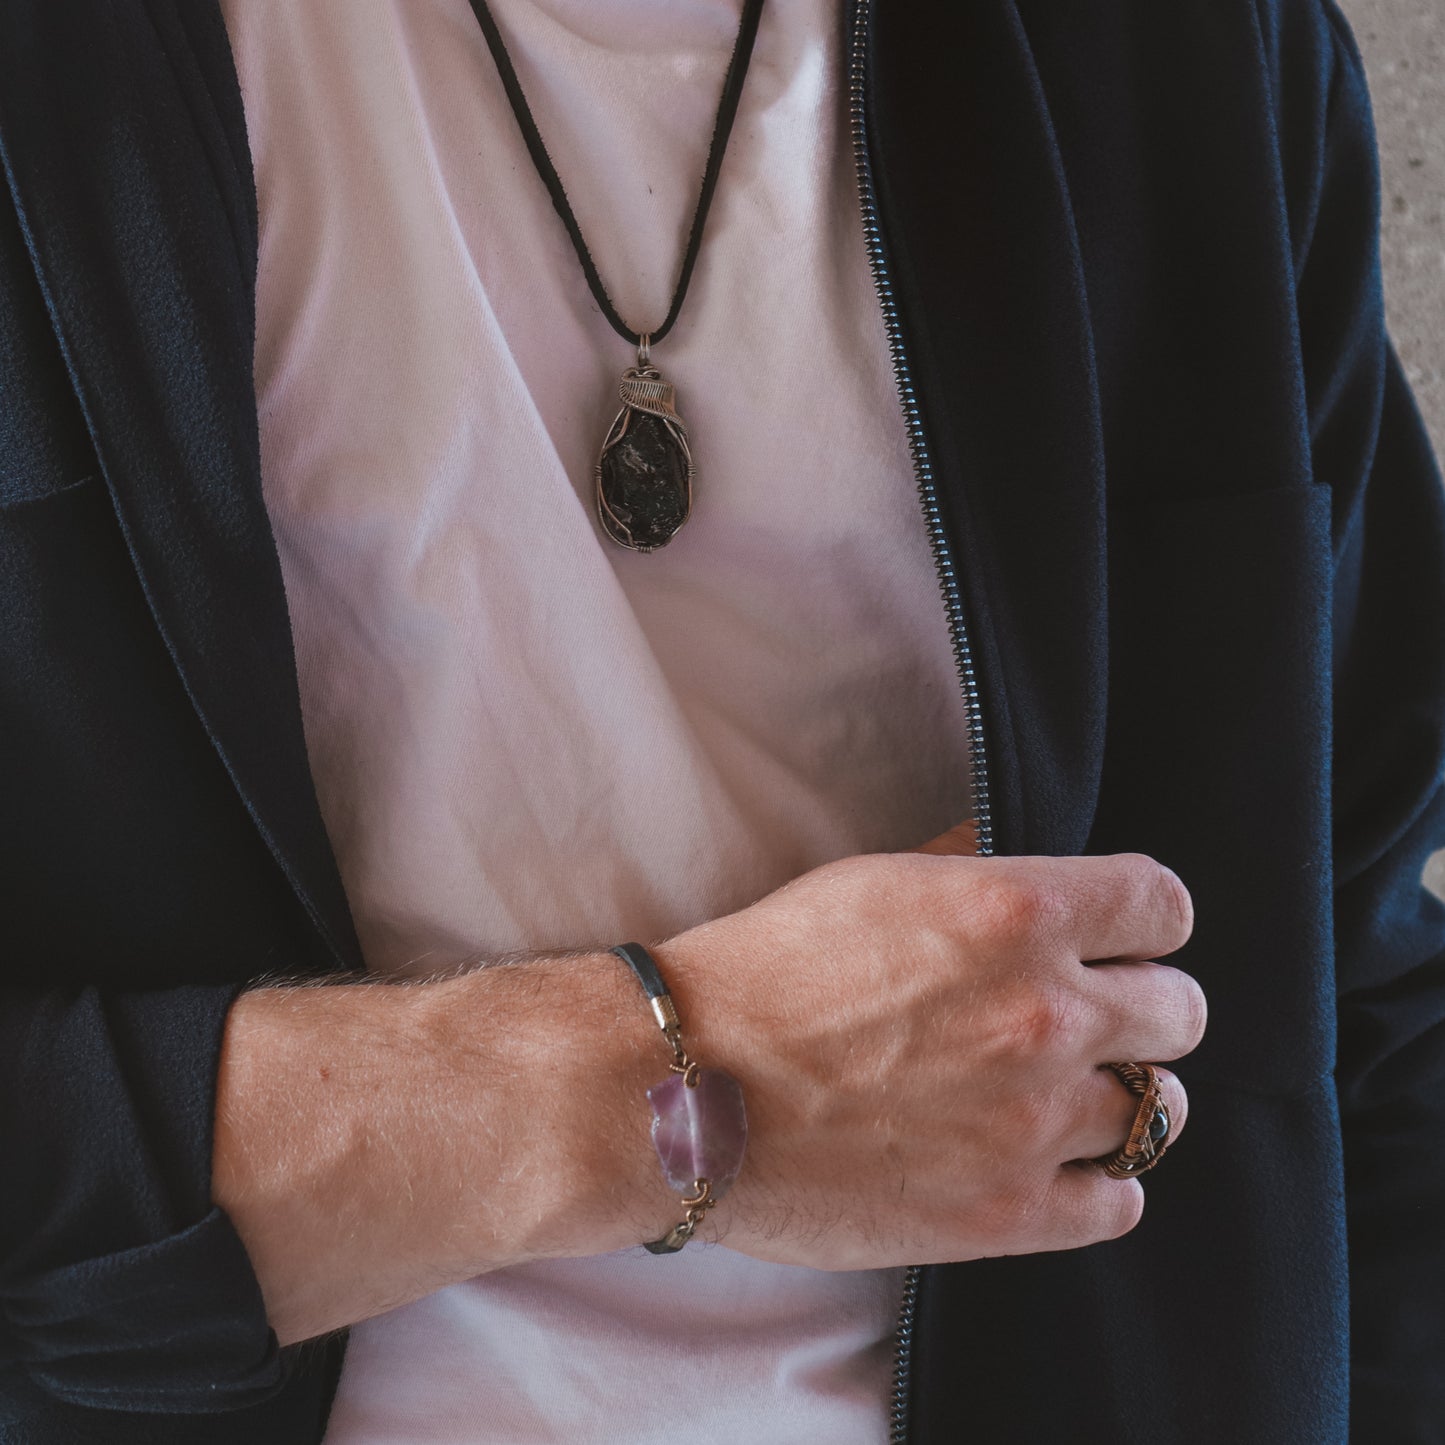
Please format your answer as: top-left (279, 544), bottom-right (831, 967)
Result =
top-left (1273, 1), bottom-right (1445, 1434)
top-left (0, 151), bottom-right (282, 1414)
top-left (0, 986), bottom-right (284, 1414)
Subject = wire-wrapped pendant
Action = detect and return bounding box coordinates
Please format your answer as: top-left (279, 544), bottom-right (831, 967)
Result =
top-left (595, 342), bottom-right (694, 552)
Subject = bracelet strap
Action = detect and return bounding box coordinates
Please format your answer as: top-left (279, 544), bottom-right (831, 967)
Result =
top-left (609, 942), bottom-right (748, 1254)
top-left (611, 941), bottom-right (669, 999)
top-left (611, 941), bottom-right (685, 1061)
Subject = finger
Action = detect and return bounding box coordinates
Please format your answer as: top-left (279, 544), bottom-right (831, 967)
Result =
top-left (1023, 1165), bottom-right (1146, 1253)
top-left (1081, 959), bottom-right (1208, 1063)
top-left (1056, 852), bottom-right (1194, 962)
top-left (910, 819), bottom-right (979, 857)
top-left (1060, 1062), bottom-right (1189, 1163)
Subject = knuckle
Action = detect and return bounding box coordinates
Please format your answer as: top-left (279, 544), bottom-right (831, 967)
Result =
top-left (979, 872), bottom-right (1067, 943)
top-left (1151, 975), bottom-right (1207, 1059)
top-left (1178, 980), bottom-right (1208, 1053)
top-left (1154, 865), bottom-right (1195, 952)
top-left (1112, 853), bottom-right (1194, 953)
top-left (1101, 1180), bottom-right (1146, 1240)
top-left (1005, 980), bottom-right (1087, 1060)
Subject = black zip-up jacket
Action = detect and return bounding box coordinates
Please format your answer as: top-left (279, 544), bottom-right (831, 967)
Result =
top-left (1, 1), bottom-right (1443, 1440)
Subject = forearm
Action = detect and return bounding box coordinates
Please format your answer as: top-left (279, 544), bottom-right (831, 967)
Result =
top-left (212, 951), bottom-right (675, 1345)
top-left (212, 832), bottom-right (1203, 1348)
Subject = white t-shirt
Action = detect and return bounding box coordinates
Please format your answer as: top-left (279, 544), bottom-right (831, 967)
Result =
top-left (218, 0), bottom-right (976, 1439)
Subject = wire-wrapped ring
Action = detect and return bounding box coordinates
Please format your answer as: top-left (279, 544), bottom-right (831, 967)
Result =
top-left (1091, 1061), bottom-right (1172, 1179)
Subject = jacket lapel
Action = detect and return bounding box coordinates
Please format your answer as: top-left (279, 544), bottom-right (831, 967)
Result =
top-left (867, 0), bottom-right (1110, 857)
top-left (0, 0), bottom-right (1104, 954)
top-left (0, 0), bottom-right (362, 970)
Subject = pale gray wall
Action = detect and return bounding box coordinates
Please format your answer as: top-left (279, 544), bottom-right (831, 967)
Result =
top-left (1343, 0), bottom-right (1445, 441)
top-left (1336, 0), bottom-right (1445, 897)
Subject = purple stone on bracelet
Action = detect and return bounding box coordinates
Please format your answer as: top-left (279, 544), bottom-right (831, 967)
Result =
top-left (647, 1067), bottom-right (748, 1202)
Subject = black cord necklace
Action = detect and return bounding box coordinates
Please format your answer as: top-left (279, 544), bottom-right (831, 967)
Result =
top-left (466, 0), bottom-right (767, 552)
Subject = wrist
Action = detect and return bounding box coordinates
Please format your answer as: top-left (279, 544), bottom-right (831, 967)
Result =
top-left (438, 952), bottom-right (681, 1266)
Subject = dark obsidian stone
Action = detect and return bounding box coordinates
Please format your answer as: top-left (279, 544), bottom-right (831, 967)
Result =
top-left (598, 410), bottom-right (691, 550)
top-left (1149, 1108), bottom-right (1170, 1143)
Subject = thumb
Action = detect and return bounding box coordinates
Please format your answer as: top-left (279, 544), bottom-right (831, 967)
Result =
top-left (910, 818), bottom-right (979, 857)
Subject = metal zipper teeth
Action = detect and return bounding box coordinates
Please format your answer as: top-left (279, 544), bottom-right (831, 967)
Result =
top-left (845, 3), bottom-right (994, 865)
top-left (846, 1), bottom-right (997, 1440)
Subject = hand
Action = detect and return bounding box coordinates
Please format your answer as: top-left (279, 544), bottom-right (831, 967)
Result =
top-left (652, 823), bottom-right (1204, 1269)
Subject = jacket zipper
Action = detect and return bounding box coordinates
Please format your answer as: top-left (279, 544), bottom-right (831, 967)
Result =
top-left (845, 2), bottom-right (997, 1440)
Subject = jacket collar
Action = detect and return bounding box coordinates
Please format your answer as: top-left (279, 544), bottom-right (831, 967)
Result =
top-left (0, 0), bottom-right (362, 970)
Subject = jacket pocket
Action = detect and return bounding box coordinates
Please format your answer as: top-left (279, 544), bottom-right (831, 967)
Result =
top-left (0, 468), bottom-right (101, 510)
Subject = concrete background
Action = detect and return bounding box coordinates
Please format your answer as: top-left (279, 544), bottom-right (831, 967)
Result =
top-left (1336, 0), bottom-right (1445, 897)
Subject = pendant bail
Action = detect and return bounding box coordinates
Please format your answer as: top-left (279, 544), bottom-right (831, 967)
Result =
top-left (637, 333), bottom-right (652, 369)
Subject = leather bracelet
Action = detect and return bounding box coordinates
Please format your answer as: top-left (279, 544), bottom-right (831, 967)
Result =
top-left (610, 943), bottom-right (749, 1254)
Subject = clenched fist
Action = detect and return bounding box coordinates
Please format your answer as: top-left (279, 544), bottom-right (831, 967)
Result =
top-left (652, 822), bottom-right (1204, 1269)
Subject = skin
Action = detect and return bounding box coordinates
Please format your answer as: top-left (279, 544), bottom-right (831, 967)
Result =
top-left (214, 819), bottom-right (1204, 1345)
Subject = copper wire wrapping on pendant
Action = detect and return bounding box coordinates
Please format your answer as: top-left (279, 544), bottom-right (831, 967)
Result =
top-left (595, 363), bottom-right (694, 552)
